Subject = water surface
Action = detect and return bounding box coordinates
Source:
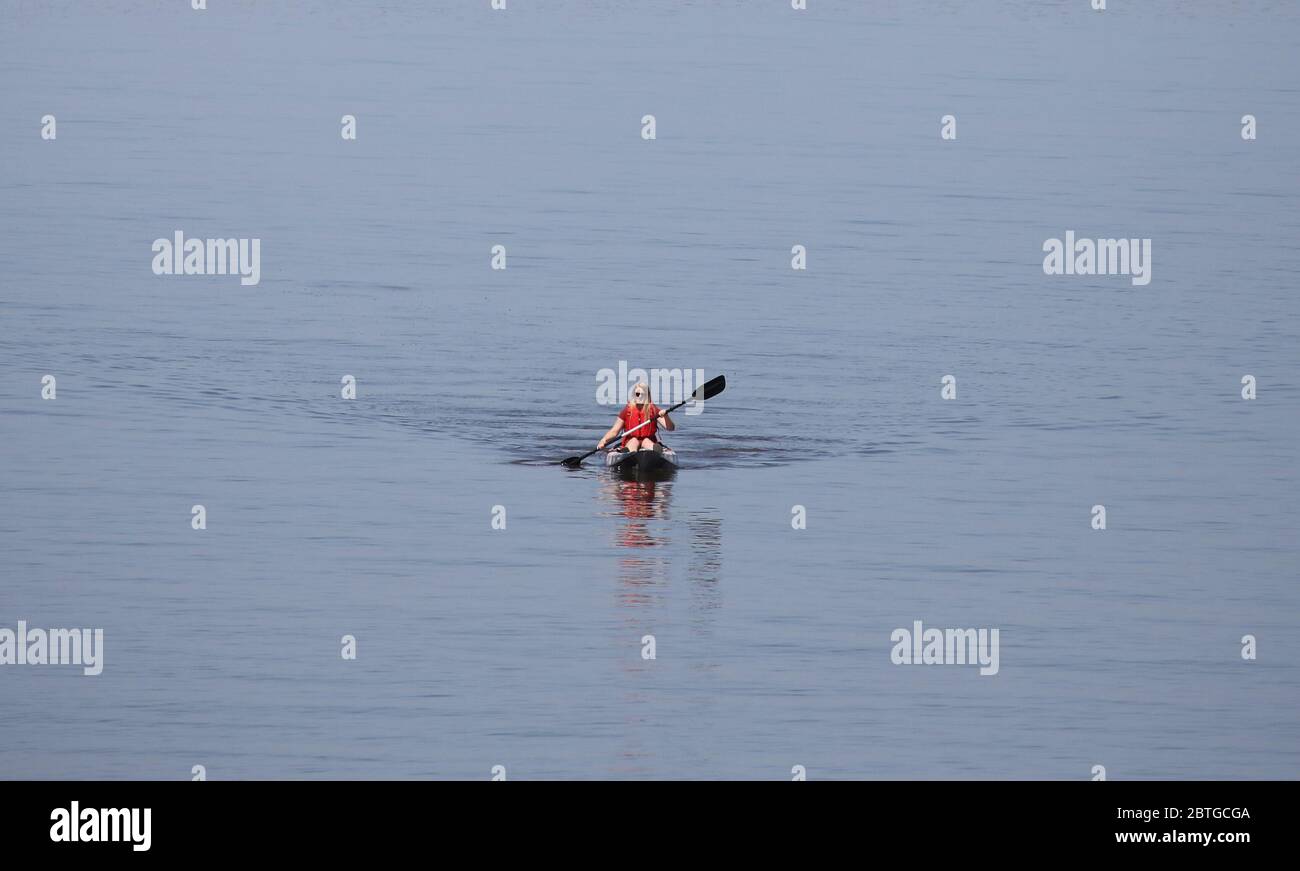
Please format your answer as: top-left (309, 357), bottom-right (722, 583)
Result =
top-left (1, 1), bottom-right (1297, 779)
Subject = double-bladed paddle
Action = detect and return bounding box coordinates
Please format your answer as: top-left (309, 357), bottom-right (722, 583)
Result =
top-left (560, 374), bottom-right (726, 468)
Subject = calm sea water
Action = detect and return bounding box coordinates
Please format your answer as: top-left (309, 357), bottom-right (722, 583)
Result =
top-left (2, 1), bottom-right (1297, 779)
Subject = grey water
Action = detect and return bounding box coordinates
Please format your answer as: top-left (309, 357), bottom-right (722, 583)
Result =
top-left (1, 1), bottom-right (1297, 779)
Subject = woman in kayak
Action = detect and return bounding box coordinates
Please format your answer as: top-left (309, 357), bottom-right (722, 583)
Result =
top-left (598, 382), bottom-right (675, 452)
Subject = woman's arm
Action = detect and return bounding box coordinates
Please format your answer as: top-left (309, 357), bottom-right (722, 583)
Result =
top-left (659, 409), bottom-right (675, 431)
top-left (597, 418), bottom-right (624, 449)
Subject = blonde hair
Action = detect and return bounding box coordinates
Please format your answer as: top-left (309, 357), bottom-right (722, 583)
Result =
top-left (627, 382), bottom-right (653, 414)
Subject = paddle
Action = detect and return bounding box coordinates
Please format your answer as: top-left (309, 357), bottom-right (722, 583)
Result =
top-left (560, 375), bottom-right (726, 467)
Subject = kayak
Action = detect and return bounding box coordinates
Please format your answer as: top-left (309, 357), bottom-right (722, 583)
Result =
top-left (559, 376), bottom-right (725, 472)
top-left (605, 447), bottom-right (678, 478)
top-left (605, 446), bottom-right (678, 478)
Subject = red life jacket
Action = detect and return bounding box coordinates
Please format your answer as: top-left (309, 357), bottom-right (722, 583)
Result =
top-left (619, 403), bottom-right (659, 446)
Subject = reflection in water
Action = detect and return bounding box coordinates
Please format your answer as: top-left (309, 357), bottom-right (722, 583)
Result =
top-left (600, 477), bottom-right (672, 607)
top-left (597, 479), bottom-right (726, 603)
top-left (596, 478), bottom-right (726, 777)
top-left (602, 478), bottom-right (671, 546)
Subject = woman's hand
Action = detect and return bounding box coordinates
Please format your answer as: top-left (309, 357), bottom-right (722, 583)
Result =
top-left (597, 437), bottom-right (607, 450)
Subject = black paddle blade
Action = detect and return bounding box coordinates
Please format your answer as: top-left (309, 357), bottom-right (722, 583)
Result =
top-left (560, 456), bottom-right (582, 467)
top-left (695, 374), bottom-right (726, 401)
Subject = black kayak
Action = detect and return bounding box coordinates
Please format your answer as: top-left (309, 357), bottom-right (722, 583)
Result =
top-left (604, 447), bottom-right (679, 479)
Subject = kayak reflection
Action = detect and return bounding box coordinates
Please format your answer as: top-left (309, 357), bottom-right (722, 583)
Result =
top-left (596, 479), bottom-right (724, 609)
top-left (600, 477), bottom-right (671, 550)
top-left (597, 478), bottom-right (671, 609)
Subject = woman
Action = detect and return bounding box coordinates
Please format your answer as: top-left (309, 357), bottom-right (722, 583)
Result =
top-left (598, 382), bottom-right (675, 452)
